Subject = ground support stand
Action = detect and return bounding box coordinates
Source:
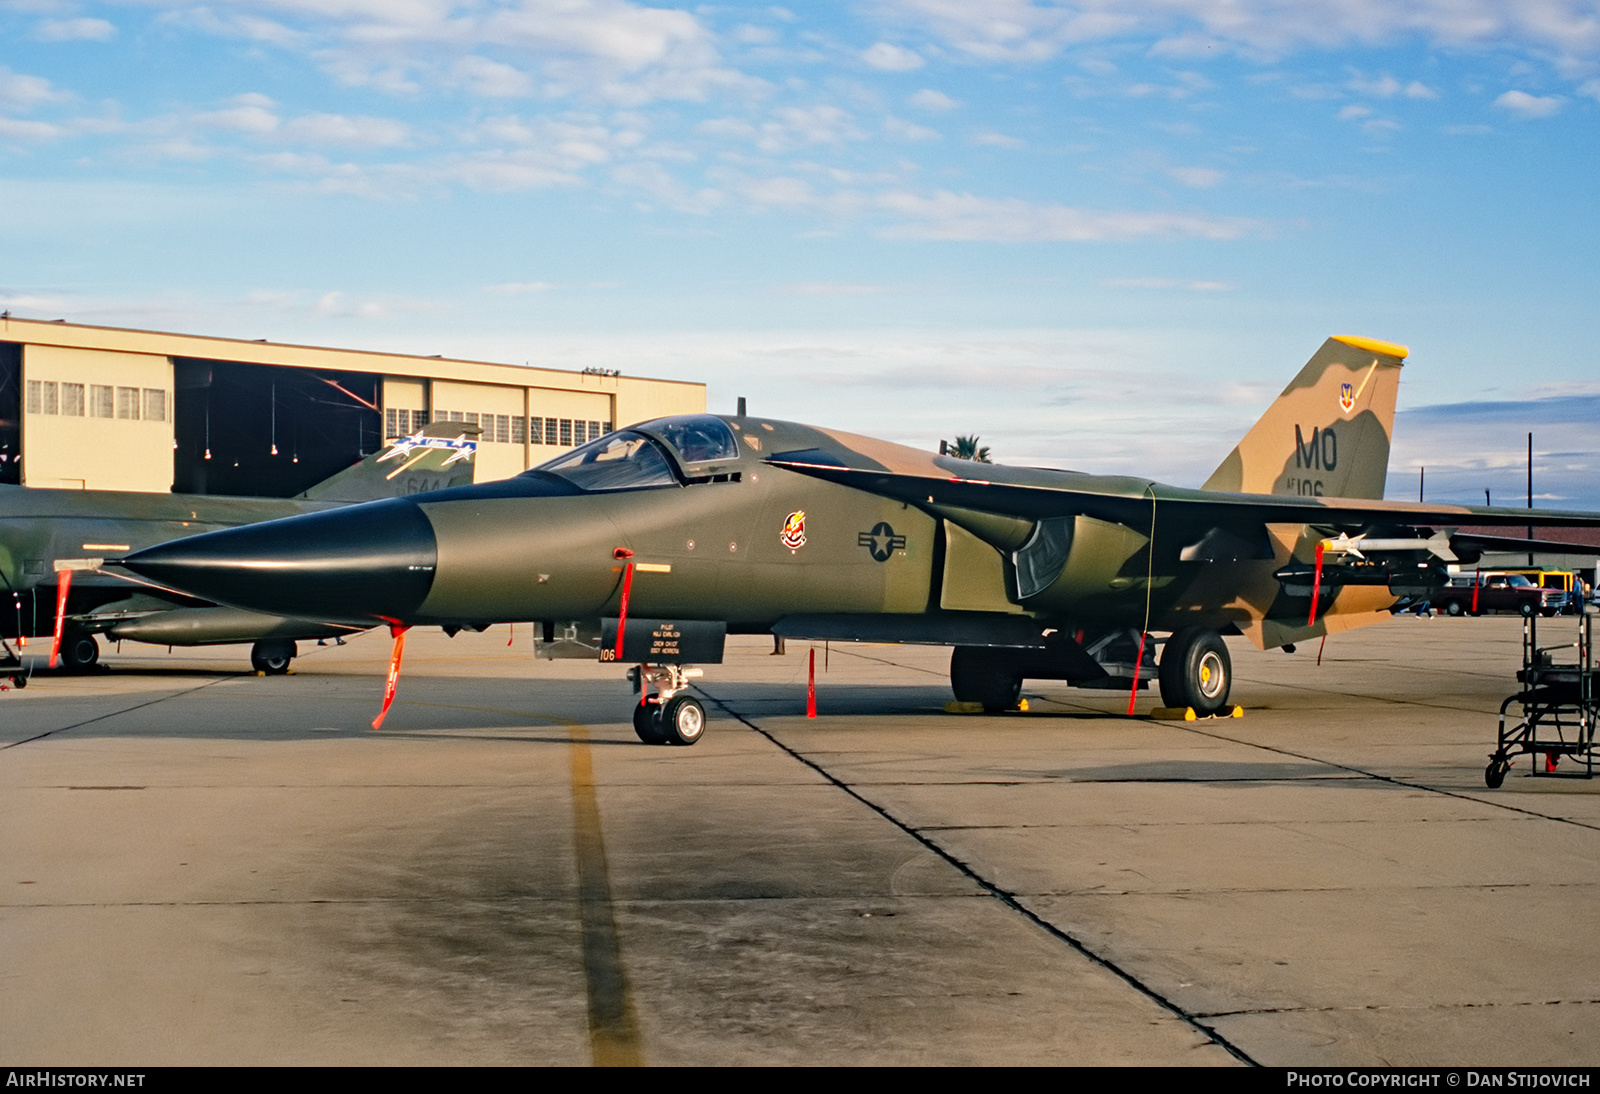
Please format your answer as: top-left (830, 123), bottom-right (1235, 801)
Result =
top-left (1486, 609), bottom-right (1595, 788)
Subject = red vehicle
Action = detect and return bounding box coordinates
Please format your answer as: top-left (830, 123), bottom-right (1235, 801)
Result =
top-left (1433, 572), bottom-right (1564, 617)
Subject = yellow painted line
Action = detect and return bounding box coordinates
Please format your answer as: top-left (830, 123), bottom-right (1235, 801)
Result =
top-left (634, 563), bottom-right (672, 573)
top-left (569, 721), bottom-right (644, 1067)
top-left (384, 450), bottom-right (429, 480)
top-left (1350, 360), bottom-right (1379, 406)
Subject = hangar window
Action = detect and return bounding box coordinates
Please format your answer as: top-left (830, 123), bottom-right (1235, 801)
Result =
top-left (61, 384), bottom-right (84, 417)
top-left (495, 415), bottom-right (509, 443)
top-left (91, 385), bottom-right (113, 418)
top-left (560, 419), bottom-right (572, 446)
top-left (511, 416), bottom-right (526, 444)
top-left (385, 408), bottom-right (413, 438)
top-left (535, 431), bottom-right (677, 492)
top-left (143, 389), bottom-right (167, 423)
top-left (116, 387), bottom-right (141, 420)
top-left (544, 418), bottom-right (559, 445)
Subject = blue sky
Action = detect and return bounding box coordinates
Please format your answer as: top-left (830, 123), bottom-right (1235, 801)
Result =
top-left (2, 1), bottom-right (1597, 506)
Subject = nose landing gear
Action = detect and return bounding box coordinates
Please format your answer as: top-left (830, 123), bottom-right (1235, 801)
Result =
top-left (628, 663), bottom-right (706, 745)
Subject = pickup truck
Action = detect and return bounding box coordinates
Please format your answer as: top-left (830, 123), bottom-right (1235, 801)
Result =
top-left (1432, 572), bottom-right (1565, 617)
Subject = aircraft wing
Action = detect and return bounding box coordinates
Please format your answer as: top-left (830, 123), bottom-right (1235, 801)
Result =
top-left (764, 454), bottom-right (1600, 534)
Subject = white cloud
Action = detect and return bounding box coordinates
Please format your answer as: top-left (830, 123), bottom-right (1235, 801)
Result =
top-left (884, 116), bottom-right (939, 140)
top-left (876, 189), bottom-right (1259, 242)
top-left (0, 117), bottom-right (64, 141)
top-left (313, 291), bottom-right (386, 319)
top-left (971, 131), bottom-right (1024, 148)
top-left (200, 93), bottom-right (282, 135)
top-left (739, 174), bottom-right (818, 209)
top-left (34, 17), bottom-right (116, 42)
top-left (875, 0), bottom-right (1600, 65)
top-left (281, 113), bottom-right (411, 148)
top-left (1494, 89), bottom-right (1564, 117)
top-left (450, 55), bottom-right (535, 97)
top-left (174, 0), bottom-right (754, 107)
top-left (862, 42), bottom-right (924, 71)
top-left (1348, 73), bottom-right (1402, 97)
top-left (1579, 79), bottom-right (1600, 101)
top-left (909, 88), bottom-right (960, 111)
top-left (0, 67), bottom-right (67, 112)
top-left (702, 105), bottom-right (864, 153)
top-left (194, 95), bottom-right (411, 148)
top-left (1405, 80), bottom-right (1439, 99)
top-left (1167, 165), bottom-right (1223, 187)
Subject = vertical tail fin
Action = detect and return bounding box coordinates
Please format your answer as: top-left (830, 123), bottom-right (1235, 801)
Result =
top-left (1203, 335), bottom-right (1407, 500)
top-left (299, 422), bottom-right (481, 503)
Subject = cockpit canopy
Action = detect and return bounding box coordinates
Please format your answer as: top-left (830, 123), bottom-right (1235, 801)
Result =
top-left (529, 415), bottom-right (741, 493)
top-left (641, 415), bottom-right (740, 465)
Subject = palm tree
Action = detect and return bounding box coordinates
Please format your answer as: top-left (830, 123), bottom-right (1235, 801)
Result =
top-left (946, 434), bottom-right (991, 463)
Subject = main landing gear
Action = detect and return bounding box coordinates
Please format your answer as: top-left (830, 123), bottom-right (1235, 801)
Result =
top-left (629, 663), bottom-right (707, 746)
top-left (57, 627), bottom-right (101, 673)
top-left (250, 639), bottom-right (296, 675)
top-left (950, 646), bottom-right (1023, 713)
top-left (1159, 627), bottom-right (1232, 716)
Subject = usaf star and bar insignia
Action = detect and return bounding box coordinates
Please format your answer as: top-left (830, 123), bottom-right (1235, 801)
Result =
top-left (858, 522), bottom-right (906, 562)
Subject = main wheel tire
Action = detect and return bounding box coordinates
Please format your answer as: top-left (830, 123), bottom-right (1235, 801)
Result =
top-left (1158, 628), bottom-right (1232, 716)
top-left (1445, 600), bottom-right (1464, 617)
top-left (632, 700), bottom-right (667, 744)
top-left (59, 629), bottom-right (100, 672)
top-left (659, 695), bottom-right (706, 746)
top-left (949, 646), bottom-right (1023, 712)
top-left (250, 639), bottom-right (295, 675)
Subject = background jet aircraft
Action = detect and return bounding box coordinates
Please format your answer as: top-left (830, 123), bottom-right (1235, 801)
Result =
top-left (1, 422), bottom-right (477, 679)
top-left (117, 336), bottom-right (1600, 742)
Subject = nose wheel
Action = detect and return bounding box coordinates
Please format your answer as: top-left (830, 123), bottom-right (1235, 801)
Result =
top-left (628, 663), bottom-right (706, 746)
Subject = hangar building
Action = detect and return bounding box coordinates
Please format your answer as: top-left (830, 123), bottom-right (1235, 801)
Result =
top-left (0, 317), bottom-right (704, 496)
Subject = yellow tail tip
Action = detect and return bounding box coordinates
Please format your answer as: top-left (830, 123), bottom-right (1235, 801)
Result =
top-left (1331, 334), bottom-right (1409, 360)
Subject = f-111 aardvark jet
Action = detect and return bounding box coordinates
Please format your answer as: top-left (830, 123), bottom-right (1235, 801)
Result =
top-left (115, 336), bottom-right (1600, 742)
top-left (2, 423), bottom-right (477, 680)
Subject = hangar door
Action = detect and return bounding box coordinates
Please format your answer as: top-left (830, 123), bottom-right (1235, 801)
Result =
top-left (172, 358), bottom-right (381, 497)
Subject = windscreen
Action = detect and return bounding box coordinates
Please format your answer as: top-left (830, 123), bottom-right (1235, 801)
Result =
top-left (533, 431), bottom-right (678, 492)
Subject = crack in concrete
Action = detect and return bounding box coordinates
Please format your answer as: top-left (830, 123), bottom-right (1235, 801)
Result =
top-left (696, 683), bottom-right (1261, 1068)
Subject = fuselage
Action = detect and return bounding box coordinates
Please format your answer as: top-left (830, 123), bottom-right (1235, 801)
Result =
top-left (119, 414), bottom-right (1391, 648)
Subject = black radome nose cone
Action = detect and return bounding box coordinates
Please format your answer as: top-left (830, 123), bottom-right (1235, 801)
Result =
top-left (123, 498), bottom-right (438, 625)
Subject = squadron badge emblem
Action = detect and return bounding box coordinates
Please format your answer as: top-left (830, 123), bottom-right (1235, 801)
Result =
top-left (1338, 381), bottom-right (1355, 414)
top-left (781, 510), bottom-right (807, 552)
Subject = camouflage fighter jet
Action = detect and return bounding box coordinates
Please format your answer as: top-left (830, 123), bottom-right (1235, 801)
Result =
top-left (113, 336), bottom-right (1600, 741)
top-left (1, 422), bottom-right (477, 681)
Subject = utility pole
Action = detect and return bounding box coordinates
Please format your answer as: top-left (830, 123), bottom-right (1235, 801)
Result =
top-left (1527, 432), bottom-right (1534, 567)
